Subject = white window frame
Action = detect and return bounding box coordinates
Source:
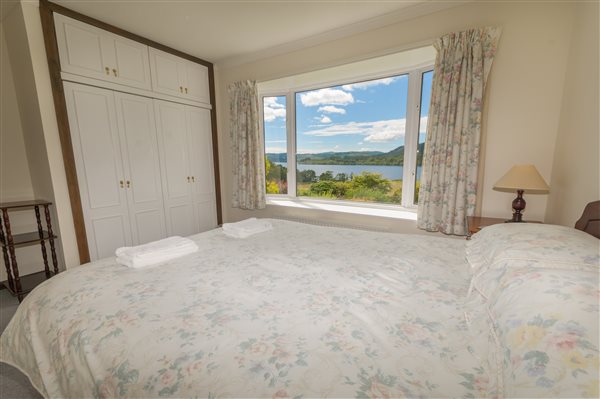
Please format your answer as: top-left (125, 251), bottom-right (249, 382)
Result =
top-left (260, 63), bottom-right (433, 210)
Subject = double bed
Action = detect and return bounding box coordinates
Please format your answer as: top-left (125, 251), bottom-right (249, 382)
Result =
top-left (1, 203), bottom-right (598, 398)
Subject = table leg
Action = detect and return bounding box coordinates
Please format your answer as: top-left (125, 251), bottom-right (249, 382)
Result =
top-left (0, 214), bottom-right (14, 292)
top-left (44, 205), bottom-right (59, 274)
top-left (2, 209), bottom-right (23, 302)
top-left (35, 206), bottom-right (51, 278)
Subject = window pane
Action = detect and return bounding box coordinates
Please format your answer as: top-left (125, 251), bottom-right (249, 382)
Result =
top-left (414, 70), bottom-right (433, 204)
top-left (263, 96), bottom-right (288, 194)
top-left (295, 75), bottom-right (409, 204)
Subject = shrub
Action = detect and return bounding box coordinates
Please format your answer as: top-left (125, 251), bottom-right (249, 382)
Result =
top-left (266, 180), bottom-right (280, 194)
top-left (309, 180), bottom-right (336, 195)
top-left (351, 172), bottom-right (391, 193)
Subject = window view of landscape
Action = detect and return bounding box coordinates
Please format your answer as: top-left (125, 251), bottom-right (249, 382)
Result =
top-left (263, 71), bottom-right (432, 205)
top-left (263, 96), bottom-right (288, 194)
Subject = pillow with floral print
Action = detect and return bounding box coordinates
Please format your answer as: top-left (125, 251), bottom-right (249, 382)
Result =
top-left (485, 267), bottom-right (599, 398)
top-left (466, 223), bottom-right (599, 275)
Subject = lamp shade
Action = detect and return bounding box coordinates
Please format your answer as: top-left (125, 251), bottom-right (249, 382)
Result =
top-left (493, 164), bottom-right (550, 194)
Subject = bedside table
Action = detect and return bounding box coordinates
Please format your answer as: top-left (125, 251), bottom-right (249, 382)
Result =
top-left (466, 216), bottom-right (541, 239)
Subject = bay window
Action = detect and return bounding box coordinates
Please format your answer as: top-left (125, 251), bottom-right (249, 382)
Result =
top-left (262, 54), bottom-right (433, 209)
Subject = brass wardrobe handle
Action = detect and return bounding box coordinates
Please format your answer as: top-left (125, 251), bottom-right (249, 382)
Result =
top-left (187, 176), bottom-right (191, 182)
top-left (126, 180), bottom-right (130, 188)
top-left (119, 180), bottom-right (124, 188)
top-left (180, 86), bottom-right (184, 93)
top-left (185, 87), bottom-right (188, 94)
top-left (112, 68), bottom-right (118, 77)
top-left (105, 66), bottom-right (110, 75)
top-left (191, 176), bottom-right (195, 182)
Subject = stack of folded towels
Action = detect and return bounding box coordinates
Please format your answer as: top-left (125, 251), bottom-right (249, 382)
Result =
top-left (115, 236), bottom-right (198, 269)
top-left (222, 218), bottom-right (273, 238)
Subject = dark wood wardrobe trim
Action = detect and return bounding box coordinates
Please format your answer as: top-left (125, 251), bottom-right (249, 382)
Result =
top-left (39, 0), bottom-right (90, 264)
top-left (207, 65), bottom-right (223, 225)
top-left (39, 0), bottom-right (223, 264)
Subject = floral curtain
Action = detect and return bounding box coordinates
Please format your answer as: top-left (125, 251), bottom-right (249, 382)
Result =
top-left (229, 80), bottom-right (266, 210)
top-left (417, 27), bottom-right (501, 235)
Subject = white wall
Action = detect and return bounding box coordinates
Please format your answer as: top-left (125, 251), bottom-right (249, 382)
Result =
top-left (545, 2), bottom-right (600, 227)
top-left (2, 1), bottom-right (80, 274)
top-left (19, 0), bottom-right (79, 267)
top-left (216, 1), bottom-right (575, 232)
top-left (0, 19), bottom-right (43, 281)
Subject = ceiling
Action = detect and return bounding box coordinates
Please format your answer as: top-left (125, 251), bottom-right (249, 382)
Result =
top-left (48, 0), bottom-right (456, 66)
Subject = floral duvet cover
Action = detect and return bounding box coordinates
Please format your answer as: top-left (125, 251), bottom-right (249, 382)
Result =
top-left (1, 220), bottom-right (490, 398)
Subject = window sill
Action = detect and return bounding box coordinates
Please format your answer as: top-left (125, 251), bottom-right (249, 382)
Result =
top-left (266, 196), bottom-right (417, 221)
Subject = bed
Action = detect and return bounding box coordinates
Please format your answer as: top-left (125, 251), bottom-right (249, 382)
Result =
top-left (1, 204), bottom-right (598, 398)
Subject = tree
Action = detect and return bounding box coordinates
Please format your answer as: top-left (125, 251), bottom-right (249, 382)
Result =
top-left (309, 180), bottom-right (336, 195)
top-left (351, 172), bottom-right (391, 193)
top-left (335, 173), bottom-right (348, 182)
top-left (298, 169), bottom-right (317, 183)
top-left (319, 171), bottom-right (334, 181)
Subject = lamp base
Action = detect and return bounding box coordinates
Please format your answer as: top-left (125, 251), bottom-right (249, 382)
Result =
top-left (506, 189), bottom-right (526, 223)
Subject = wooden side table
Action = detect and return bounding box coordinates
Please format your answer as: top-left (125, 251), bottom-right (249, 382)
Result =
top-left (0, 200), bottom-right (60, 302)
top-left (466, 216), bottom-right (542, 239)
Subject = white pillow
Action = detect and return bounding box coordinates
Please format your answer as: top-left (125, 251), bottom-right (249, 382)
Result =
top-left (466, 223), bottom-right (599, 274)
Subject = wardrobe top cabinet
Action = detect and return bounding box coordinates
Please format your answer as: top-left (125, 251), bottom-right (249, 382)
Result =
top-left (149, 48), bottom-right (210, 105)
top-left (54, 14), bottom-right (211, 106)
top-left (54, 14), bottom-right (152, 91)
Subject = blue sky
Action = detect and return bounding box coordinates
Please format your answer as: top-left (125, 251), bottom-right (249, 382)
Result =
top-left (264, 71), bottom-right (432, 154)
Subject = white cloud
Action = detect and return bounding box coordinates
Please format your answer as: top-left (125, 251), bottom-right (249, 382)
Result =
top-left (300, 88), bottom-right (354, 107)
top-left (318, 105), bottom-right (346, 114)
top-left (342, 77), bottom-right (398, 91)
top-left (319, 115), bottom-right (332, 124)
top-left (263, 97), bottom-right (286, 122)
top-left (304, 119), bottom-right (406, 143)
top-left (265, 146), bottom-right (287, 153)
top-left (264, 97), bottom-right (284, 108)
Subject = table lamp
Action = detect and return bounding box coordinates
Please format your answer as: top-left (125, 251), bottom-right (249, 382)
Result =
top-left (493, 164), bottom-right (550, 222)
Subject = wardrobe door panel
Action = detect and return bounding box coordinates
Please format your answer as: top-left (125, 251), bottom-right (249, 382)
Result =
top-left (63, 82), bottom-right (132, 260)
top-left (186, 107), bottom-right (217, 232)
top-left (167, 204), bottom-right (197, 238)
top-left (149, 48), bottom-right (185, 99)
top-left (154, 99), bottom-right (196, 237)
top-left (113, 37), bottom-right (152, 90)
top-left (184, 62), bottom-right (210, 104)
top-left (115, 92), bottom-right (166, 245)
top-left (91, 215), bottom-right (129, 259)
top-left (55, 14), bottom-right (111, 81)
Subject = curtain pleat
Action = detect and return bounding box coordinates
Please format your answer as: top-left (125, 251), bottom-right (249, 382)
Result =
top-left (417, 27), bottom-right (501, 235)
top-left (229, 80), bottom-right (266, 210)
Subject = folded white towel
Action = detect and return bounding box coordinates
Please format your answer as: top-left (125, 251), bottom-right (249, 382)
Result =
top-left (115, 236), bottom-right (198, 268)
top-left (222, 218), bottom-right (273, 238)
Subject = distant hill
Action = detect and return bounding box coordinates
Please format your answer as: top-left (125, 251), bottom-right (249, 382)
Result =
top-left (267, 143), bottom-right (425, 166)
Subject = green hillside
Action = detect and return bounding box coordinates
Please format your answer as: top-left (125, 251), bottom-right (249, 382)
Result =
top-left (266, 143), bottom-right (425, 166)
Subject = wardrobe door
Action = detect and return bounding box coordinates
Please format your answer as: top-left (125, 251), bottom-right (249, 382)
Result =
top-left (154, 100), bottom-right (197, 237)
top-left (111, 36), bottom-right (152, 90)
top-left (63, 82), bottom-right (132, 260)
top-left (149, 48), bottom-right (186, 99)
top-left (114, 92), bottom-right (167, 245)
top-left (54, 14), bottom-right (114, 82)
top-left (183, 62), bottom-right (210, 104)
top-left (186, 106), bottom-right (217, 232)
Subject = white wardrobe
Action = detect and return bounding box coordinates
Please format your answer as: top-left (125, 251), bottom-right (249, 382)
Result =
top-left (56, 14), bottom-right (218, 261)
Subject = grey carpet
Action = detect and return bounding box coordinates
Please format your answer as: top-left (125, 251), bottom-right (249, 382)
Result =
top-left (0, 290), bottom-right (43, 399)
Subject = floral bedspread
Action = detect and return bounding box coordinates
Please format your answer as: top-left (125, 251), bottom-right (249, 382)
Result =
top-left (1, 220), bottom-right (491, 398)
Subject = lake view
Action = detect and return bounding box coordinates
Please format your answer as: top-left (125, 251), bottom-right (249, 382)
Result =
top-left (274, 162), bottom-right (422, 181)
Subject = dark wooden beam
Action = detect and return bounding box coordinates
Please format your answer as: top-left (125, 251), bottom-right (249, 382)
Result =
top-left (39, 0), bottom-right (90, 264)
